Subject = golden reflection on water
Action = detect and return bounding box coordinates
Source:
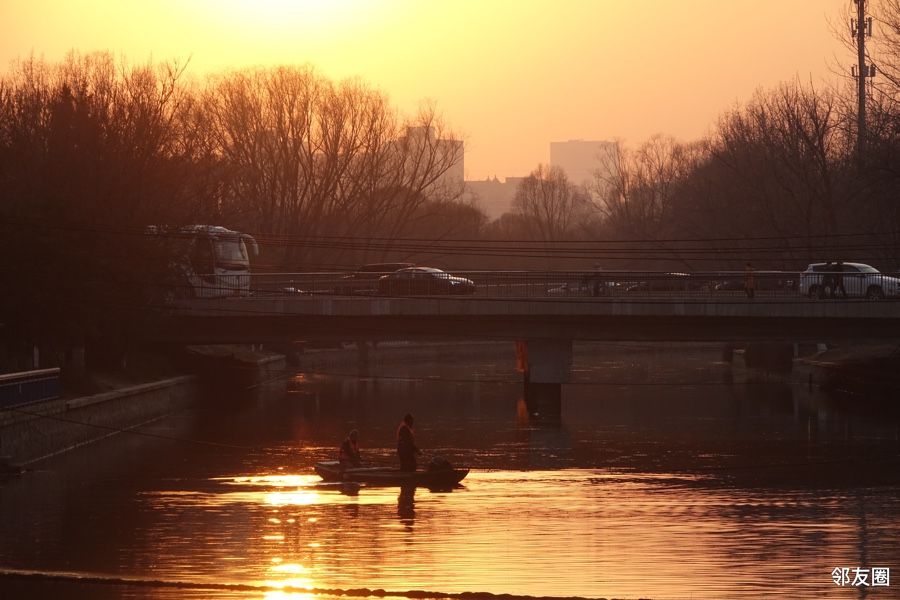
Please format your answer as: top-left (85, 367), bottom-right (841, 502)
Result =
top-left (150, 474), bottom-right (396, 508)
top-left (266, 491), bottom-right (320, 506)
top-left (270, 563), bottom-right (307, 575)
top-left (261, 577), bottom-right (316, 590)
top-left (263, 593), bottom-right (317, 600)
top-left (220, 475), bottom-right (322, 488)
top-left (263, 543), bottom-right (317, 596)
top-left (134, 469), bottom-right (900, 599)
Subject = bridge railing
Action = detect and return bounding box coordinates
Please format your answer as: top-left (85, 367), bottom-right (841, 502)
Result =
top-left (239, 269), bottom-right (883, 300)
top-left (149, 268), bottom-right (900, 301)
top-left (0, 368), bottom-right (61, 409)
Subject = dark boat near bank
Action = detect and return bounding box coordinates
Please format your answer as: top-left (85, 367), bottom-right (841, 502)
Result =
top-left (314, 460), bottom-right (469, 488)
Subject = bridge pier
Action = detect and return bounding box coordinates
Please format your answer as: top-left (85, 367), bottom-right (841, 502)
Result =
top-left (523, 382), bottom-right (562, 419)
top-left (516, 339), bottom-right (572, 418)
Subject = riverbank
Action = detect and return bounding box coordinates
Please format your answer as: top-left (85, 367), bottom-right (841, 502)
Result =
top-left (0, 375), bottom-right (198, 466)
top-left (0, 345), bottom-right (287, 467)
top-left (801, 343), bottom-right (900, 398)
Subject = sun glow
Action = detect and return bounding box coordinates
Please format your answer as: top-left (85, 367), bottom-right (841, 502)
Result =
top-left (205, 0), bottom-right (383, 42)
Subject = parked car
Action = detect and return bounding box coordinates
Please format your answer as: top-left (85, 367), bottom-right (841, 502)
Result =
top-left (335, 262), bottom-right (415, 295)
top-left (798, 262), bottom-right (900, 299)
top-left (377, 267), bottom-right (476, 296)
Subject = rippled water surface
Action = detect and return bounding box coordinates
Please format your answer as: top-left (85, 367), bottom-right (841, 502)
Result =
top-left (1, 344), bottom-right (899, 599)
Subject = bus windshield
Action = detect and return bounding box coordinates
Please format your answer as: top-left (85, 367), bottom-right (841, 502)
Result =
top-left (215, 236), bottom-right (249, 269)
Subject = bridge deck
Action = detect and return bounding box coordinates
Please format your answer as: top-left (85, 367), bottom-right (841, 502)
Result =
top-left (151, 294), bottom-right (900, 343)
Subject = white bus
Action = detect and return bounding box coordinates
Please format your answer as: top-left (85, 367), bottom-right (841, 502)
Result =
top-left (149, 225), bottom-right (259, 299)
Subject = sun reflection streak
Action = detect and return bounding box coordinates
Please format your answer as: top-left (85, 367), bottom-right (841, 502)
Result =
top-left (271, 563), bottom-right (307, 575)
top-left (266, 490), bottom-right (320, 506)
top-left (262, 577), bottom-right (317, 592)
top-left (220, 474), bottom-right (322, 488)
top-left (263, 590), bottom-right (316, 600)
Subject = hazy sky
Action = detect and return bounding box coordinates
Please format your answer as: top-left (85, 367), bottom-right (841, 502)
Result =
top-left (1, 0), bottom-right (852, 179)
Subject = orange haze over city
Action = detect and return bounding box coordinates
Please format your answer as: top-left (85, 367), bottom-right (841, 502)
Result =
top-left (1, 0), bottom-right (849, 179)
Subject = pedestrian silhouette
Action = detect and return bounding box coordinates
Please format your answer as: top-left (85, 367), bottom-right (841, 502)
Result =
top-left (744, 262), bottom-right (755, 299)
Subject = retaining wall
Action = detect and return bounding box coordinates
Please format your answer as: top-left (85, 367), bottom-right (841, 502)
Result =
top-left (0, 375), bottom-right (198, 465)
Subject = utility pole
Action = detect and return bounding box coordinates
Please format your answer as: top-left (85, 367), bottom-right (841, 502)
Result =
top-left (852, 0), bottom-right (873, 163)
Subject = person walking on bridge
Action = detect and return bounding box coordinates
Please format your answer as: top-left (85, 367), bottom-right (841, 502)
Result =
top-left (339, 429), bottom-right (362, 468)
top-left (744, 262), bottom-right (756, 299)
top-left (822, 261), bottom-right (835, 298)
top-left (397, 413), bottom-right (421, 472)
top-left (834, 261), bottom-right (847, 298)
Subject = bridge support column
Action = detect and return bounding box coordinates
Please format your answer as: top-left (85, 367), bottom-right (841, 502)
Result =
top-left (516, 340), bottom-right (572, 419)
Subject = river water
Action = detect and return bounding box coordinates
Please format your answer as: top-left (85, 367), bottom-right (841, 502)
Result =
top-left (1, 343), bottom-right (899, 599)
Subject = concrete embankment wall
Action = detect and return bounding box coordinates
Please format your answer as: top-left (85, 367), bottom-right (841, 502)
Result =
top-left (0, 375), bottom-right (198, 465)
top-left (800, 344), bottom-right (900, 397)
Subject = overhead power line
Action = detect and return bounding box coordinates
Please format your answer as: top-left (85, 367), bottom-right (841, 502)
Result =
top-left (1, 217), bottom-right (897, 247)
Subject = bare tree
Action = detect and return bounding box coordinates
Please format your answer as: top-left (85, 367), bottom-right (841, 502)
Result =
top-left (203, 68), bottom-right (463, 267)
top-left (512, 164), bottom-right (590, 242)
top-left (708, 83), bottom-right (845, 245)
top-left (592, 135), bottom-right (702, 241)
top-left (0, 52), bottom-right (207, 364)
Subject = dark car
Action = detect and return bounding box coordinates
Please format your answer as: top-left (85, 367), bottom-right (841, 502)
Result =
top-left (336, 262), bottom-right (415, 295)
top-left (377, 267), bottom-right (476, 296)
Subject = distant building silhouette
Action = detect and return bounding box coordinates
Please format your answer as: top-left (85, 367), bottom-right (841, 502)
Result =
top-left (464, 140), bottom-right (616, 220)
top-left (550, 139), bottom-right (616, 190)
top-left (464, 176), bottom-right (525, 220)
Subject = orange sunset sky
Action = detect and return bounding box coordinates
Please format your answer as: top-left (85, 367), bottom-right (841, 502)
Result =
top-left (1, 0), bottom-right (852, 179)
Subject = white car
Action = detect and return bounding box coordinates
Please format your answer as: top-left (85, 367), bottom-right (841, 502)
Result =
top-left (798, 262), bottom-right (900, 299)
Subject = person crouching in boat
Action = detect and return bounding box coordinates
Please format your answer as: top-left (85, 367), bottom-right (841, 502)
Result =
top-left (397, 413), bottom-right (421, 472)
top-left (339, 429), bottom-right (362, 468)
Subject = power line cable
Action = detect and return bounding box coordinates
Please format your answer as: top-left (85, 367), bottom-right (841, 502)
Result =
top-left (3, 216), bottom-right (899, 247)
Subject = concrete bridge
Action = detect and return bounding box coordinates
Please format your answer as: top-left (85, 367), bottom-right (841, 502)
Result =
top-left (143, 270), bottom-right (900, 412)
top-left (152, 295), bottom-right (900, 345)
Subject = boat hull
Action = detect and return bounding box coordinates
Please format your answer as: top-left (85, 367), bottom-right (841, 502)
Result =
top-left (314, 460), bottom-right (468, 488)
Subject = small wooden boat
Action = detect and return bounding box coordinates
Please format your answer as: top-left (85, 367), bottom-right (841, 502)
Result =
top-left (314, 460), bottom-right (469, 488)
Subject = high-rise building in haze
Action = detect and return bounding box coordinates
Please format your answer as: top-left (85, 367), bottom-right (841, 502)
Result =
top-left (464, 139), bottom-right (618, 220)
top-left (464, 176), bottom-right (525, 220)
top-left (550, 139), bottom-right (616, 189)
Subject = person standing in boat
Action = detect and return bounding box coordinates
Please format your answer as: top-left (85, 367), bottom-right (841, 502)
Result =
top-left (396, 414), bottom-right (421, 472)
top-left (339, 429), bottom-right (362, 468)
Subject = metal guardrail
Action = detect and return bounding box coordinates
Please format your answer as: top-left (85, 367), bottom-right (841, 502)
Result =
top-left (235, 269), bottom-right (900, 300)
top-left (0, 368), bottom-right (61, 409)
